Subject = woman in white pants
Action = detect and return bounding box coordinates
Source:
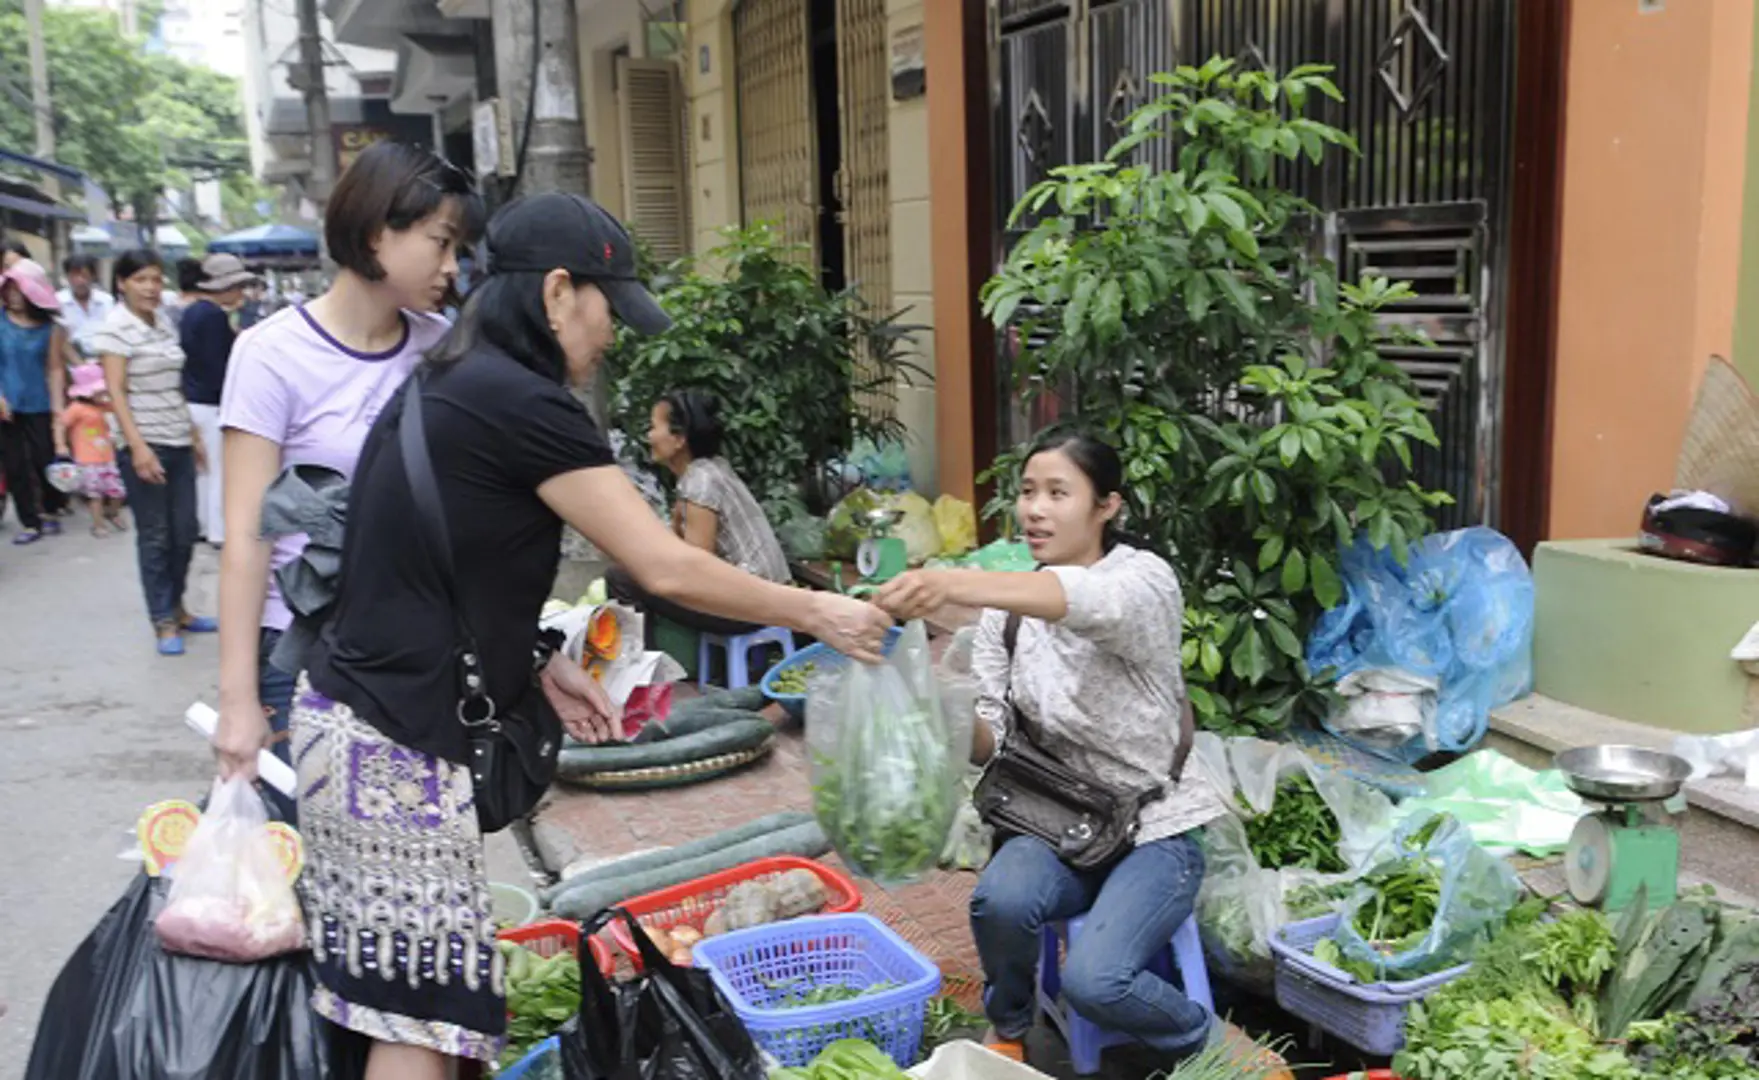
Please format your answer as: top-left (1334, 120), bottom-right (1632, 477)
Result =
top-left (179, 254), bottom-right (257, 546)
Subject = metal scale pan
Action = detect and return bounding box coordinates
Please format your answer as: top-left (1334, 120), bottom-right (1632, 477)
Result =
top-left (1554, 745), bottom-right (1693, 909)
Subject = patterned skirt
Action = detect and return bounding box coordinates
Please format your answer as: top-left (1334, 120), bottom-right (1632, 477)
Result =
top-left (290, 679), bottom-right (506, 1063)
top-left (79, 461), bottom-right (125, 500)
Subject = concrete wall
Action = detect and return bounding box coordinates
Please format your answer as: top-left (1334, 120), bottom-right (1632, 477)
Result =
top-left (887, 0), bottom-right (937, 494)
top-left (1547, 0), bottom-right (1753, 540)
top-left (685, 0), bottom-right (740, 257)
top-left (1732, 11), bottom-right (1759, 389)
top-left (1534, 539), bottom-right (1758, 735)
top-left (575, 0), bottom-right (649, 221)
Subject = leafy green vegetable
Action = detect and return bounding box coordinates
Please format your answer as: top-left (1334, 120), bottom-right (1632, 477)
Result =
top-left (767, 980), bottom-right (896, 1009)
top-left (1629, 962), bottom-right (1759, 1079)
top-left (1155, 1031), bottom-right (1295, 1079)
top-left (496, 940), bottom-right (582, 1072)
top-left (1238, 774), bottom-right (1346, 872)
top-left (811, 709), bottom-right (952, 885)
top-left (767, 1039), bottom-right (909, 1080)
top-left (920, 996), bottom-right (985, 1054)
top-left (1396, 992), bottom-right (1640, 1080)
top-left (1600, 898), bottom-right (1718, 1039)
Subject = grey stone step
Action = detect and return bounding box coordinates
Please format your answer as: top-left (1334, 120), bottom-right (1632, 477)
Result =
top-left (1488, 694), bottom-right (1759, 902)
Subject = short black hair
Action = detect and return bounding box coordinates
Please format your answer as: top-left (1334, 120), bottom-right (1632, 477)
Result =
top-left (175, 257), bottom-right (204, 293)
top-left (111, 248), bottom-right (165, 294)
top-left (325, 142), bottom-right (484, 281)
top-left (63, 253), bottom-right (99, 277)
top-left (425, 271), bottom-right (571, 381)
top-left (4, 238), bottom-right (30, 259)
top-left (659, 391), bottom-right (724, 459)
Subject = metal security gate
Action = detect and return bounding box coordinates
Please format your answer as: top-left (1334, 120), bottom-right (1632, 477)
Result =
top-left (991, 0), bottom-right (1515, 527)
top-left (837, 0), bottom-right (895, 416)
top-left (736, 0), bottom-right (818, 262)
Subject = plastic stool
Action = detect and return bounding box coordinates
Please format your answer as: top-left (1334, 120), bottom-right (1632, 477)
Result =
top-left (698, 626), bottom-right (796, 690)
top-left (1036, 913), bottom-right (1212, 1076)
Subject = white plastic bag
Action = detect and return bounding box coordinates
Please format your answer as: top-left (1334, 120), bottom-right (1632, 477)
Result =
top-left (1193, 734), bottom-right (1395, 990)
top-left (155, 777), bottom-right (304, 962)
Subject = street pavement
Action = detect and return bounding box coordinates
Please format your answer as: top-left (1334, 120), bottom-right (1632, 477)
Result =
top-left (0, 525), bottom-right (220, 1075)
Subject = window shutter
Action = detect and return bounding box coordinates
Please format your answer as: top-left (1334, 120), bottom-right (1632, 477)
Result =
top-left (617, 56), bottom-right (691, 264)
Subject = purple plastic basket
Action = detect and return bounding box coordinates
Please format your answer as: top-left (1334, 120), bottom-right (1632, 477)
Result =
top-left (1268, 913), bottom-right (1470, 1056)
top-left (690, 913), bottom-right (941, 1068)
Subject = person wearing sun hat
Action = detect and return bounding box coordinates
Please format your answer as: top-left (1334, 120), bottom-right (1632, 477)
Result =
top-left (0, 258), bottom-right (72, 542)
top-left (262, 191), bottom-right (893, 1077)
top-left (60, 361), bottom-right (128, 535)
top-left (180, 252), bottom-right (262, 547)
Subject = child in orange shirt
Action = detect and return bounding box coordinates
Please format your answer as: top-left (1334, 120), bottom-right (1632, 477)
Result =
top-left (58, 363), bottom-right (127, 536)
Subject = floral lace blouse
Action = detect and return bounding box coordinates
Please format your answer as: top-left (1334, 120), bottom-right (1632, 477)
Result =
top-left (970, 544), bottom-right (1230, 845)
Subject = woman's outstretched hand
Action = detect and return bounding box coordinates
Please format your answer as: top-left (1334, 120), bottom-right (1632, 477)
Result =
top-left (541, 653), bottom-right (622, 744)
top-left (807, 592), bottom-right (894, 663)
top-left (872, 570), bottom-right (950, 622)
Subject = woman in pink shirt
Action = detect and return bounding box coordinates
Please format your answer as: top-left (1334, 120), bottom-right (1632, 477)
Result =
top-left (214, 142), bottom-right (481, 776)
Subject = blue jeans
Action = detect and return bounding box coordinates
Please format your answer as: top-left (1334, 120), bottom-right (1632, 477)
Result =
top-left (259, 628), bottom-right (296, 764)
top-left (259, 628), bottom-right (297, 822)
top-left (118, 445), bottom-right (199, 627)
top-left (970, 833), bottom-right (1212, 1053)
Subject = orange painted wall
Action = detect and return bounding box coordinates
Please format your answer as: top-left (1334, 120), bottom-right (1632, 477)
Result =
top-left (1547, 0), bottom-right (1752, 540)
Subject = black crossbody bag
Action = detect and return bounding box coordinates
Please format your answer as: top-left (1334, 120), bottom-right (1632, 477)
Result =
top-left (399, 375), bottom-right (562, 834)
top-left (971, 608), bottom-right (1195, 871)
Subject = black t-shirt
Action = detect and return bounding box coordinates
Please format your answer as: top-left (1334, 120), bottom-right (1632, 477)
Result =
top-left (305, 345), bottom-right (614, 764)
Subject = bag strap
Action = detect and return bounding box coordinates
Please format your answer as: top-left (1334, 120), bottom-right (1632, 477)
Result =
top-left (398, 374), bottom-right (496, 727)
top-left (1001, 603), bottom-right (1195, 784)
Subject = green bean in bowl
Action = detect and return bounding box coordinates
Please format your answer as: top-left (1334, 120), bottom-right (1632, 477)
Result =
top-left (769, 662), bottom-right (818, 697)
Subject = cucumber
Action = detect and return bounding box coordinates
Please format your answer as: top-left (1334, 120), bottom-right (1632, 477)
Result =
top-left (538, 810), bottom-right (815, 904)
top-left (556, 718), bottom-right (774, 775)
top-left (550, 821), bottom-right (831, 920)
top-left (632, 705), bottom-right (765, 744)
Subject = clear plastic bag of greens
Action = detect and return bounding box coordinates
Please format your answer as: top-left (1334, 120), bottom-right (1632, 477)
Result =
top-left (1192, 734), bottom-right (1394, 989)
top-left (806, 620), bottom-right (959, 886)
top-left (1329, 811), bottom-right (1522, 983)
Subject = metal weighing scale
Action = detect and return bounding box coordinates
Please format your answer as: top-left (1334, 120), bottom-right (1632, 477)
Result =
top-left (832, 507), bottom-right (909, 596)
top-left (1556, 744), bottom-right (1693, 912)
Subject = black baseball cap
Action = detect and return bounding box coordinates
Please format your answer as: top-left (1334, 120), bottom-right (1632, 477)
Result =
top-left (485, 192), bottom-right (671, 335)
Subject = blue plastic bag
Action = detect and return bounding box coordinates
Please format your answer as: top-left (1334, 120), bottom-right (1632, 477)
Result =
top-left (1330, 811), bottom-right (1522, 982)
top-left (1307, 527), bottom-right (1533, 760)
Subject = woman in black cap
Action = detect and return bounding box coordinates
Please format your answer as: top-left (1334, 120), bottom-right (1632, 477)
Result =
top-left (235, 192), bottom-right (893, 1078)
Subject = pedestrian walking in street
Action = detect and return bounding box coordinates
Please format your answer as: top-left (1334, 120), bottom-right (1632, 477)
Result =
top-left (0, 258), bottom-right (71, 543)
top-left (180, 253), bottom-right (259, 547)
top-left (90, 248), bottom-right (215, 656)
top-left (58, 363), bottom-right (127, 535)
top-left (57, 253), bottom-right (116, 363)
top-left (214, 192), bottom-right (893, 1080)
top-left (215, 141), bottom-right (476, 765)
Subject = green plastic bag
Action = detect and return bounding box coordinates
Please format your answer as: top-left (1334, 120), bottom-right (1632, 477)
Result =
top-left (1394, 749), bottom-right (1588, 856)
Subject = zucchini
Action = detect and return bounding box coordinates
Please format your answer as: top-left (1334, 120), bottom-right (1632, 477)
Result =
top-left (557, 718), bottom-right (774, 775)
top-left (538, 810), bottom-right (815, 904)
top-left (550, 821), bottom-right (831, 920)
top-left (631, 705), bottom-right (766, 744)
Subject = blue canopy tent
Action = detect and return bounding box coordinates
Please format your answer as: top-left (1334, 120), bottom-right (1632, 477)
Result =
top-left (207, 224), bottom-right (320, 267)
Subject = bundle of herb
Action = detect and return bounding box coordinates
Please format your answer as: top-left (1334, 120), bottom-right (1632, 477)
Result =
top-left (1238, 774), bottom-right (1347, 873)
top-left (1629, 961), bottom-right (1759, 1079)
top-left (497, 940), bottom-right (582, 1072)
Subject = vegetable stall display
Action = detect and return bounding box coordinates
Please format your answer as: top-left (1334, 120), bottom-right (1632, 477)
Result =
top-left (1395, 894), bottom-right (1759, 1080)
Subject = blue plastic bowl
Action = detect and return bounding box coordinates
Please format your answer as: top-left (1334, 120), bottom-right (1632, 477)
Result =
top-left (759, 627), bottom-right (903, 706)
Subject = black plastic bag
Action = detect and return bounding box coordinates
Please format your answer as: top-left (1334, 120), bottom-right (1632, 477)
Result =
top-left (23, 869), bottom-right (366, 1080)
top-left (562, 909), bottom-right (765, 1080)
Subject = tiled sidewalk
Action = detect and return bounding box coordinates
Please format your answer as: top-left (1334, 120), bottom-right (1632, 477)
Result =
top-left (532, 721), bottom-right (987, 1009)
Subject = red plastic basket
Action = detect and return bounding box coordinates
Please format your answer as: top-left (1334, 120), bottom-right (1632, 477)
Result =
top-left (607, 856), bottom-right (862, 970)
top-left (500, 917), bottom-right (615, 979)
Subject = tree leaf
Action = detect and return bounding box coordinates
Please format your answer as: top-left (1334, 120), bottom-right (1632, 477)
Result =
top-left (1279, 427), bottom-right (1302, 465)
top-left (1250, 470), bottom-right (1276, 506)
top-left (1258, 533), bottom-right (1285, 571)
top-left (1310, 552), bottom-right (1344, 609)
top-left (1200, 640), bottom-right (1224, 679)
top-left (1231, 627), bottom-right (1271, 685)
top-left (1281, 547), bottom-right (1308, 594)
top-left (1265, 617), bottom-right (1304, 659)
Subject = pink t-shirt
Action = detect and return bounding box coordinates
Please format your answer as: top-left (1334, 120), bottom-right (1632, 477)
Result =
top-left (220, 305), bottom-right (450, 631)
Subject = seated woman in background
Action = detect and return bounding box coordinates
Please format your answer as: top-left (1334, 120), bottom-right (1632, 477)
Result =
top-left (608, 390), bottom-right (791, 640)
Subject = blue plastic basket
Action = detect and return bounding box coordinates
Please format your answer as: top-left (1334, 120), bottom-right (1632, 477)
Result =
top-left (759, 628), bottom-right (902, 706)
top-left (497, 1036), bottom-right (560, 1079)
top-left (1268, 913), bottom-right (1470, 1056)
top-left (690, 912), bottom-right (941, 1067)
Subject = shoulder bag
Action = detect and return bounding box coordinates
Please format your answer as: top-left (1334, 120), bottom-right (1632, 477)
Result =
top-left (970, 609), bottom-right (1196, 871)
top-left (399, 374), bottom-right (562, 834)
